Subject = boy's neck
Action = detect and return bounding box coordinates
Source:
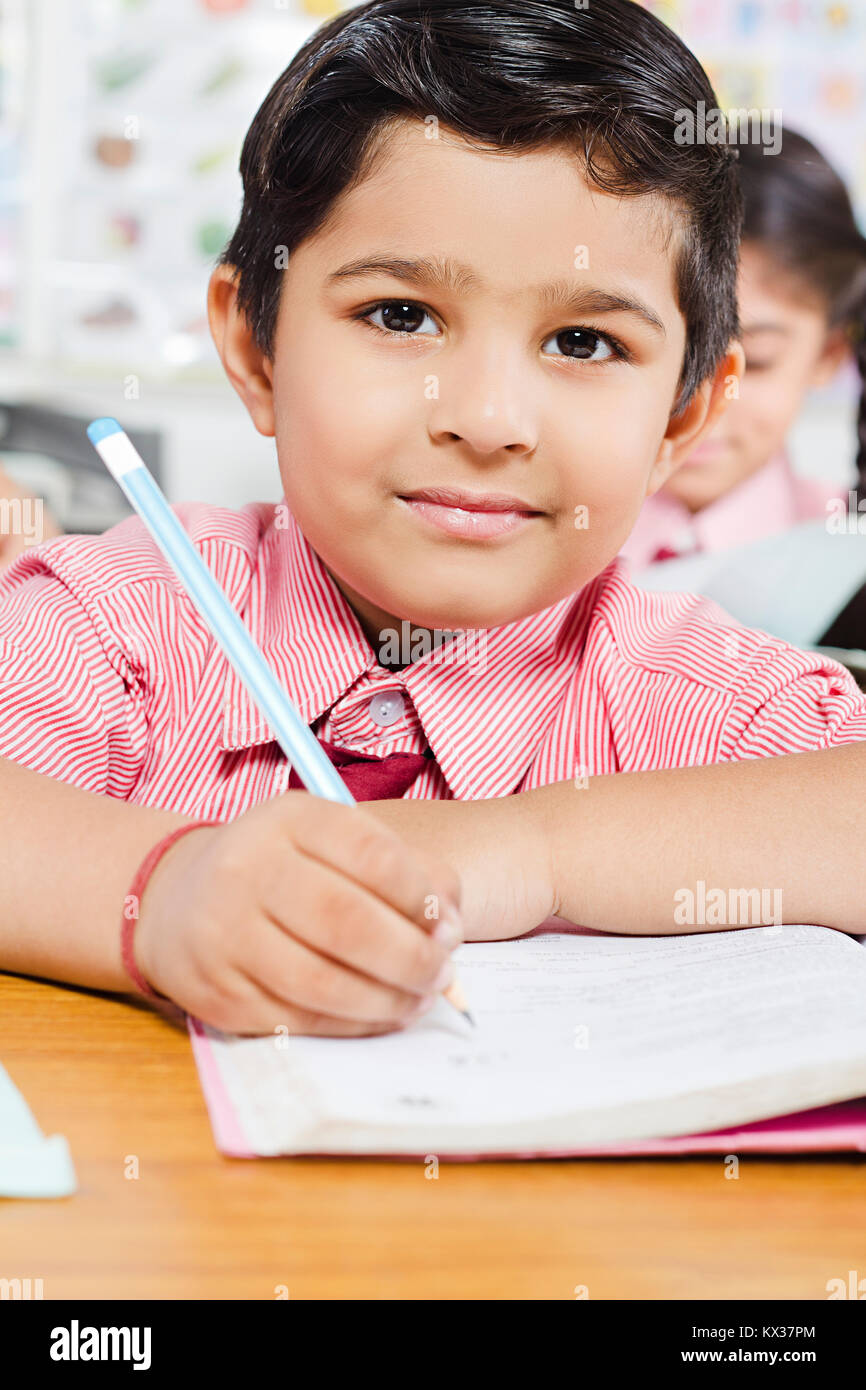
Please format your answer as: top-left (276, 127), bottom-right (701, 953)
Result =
top-left (322, 563), bottom-right (479, 671)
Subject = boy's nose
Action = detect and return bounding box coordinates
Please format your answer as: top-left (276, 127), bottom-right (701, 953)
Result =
top-left (427, 387), bottom-right (538, 459)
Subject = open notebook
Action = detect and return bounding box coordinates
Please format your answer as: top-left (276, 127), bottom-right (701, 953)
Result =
top-left (189, 921), bottom-right (866, 1159)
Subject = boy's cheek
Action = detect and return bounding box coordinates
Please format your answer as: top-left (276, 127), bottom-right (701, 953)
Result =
top-left (559, 484), bottom-right (646, 563)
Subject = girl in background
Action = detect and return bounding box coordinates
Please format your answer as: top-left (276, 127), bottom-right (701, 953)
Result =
top-left (621, 128), bottom-right (866, 569)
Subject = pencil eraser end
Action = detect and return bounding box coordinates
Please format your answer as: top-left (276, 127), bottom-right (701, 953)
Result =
top-left (86, 417), bottom-right (123, 446)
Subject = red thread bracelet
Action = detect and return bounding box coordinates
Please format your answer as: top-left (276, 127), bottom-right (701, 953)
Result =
top-left (121, 821), bottom-right (220, 999)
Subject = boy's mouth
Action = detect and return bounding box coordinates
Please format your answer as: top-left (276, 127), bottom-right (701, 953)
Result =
top-left (395, 486), bottom-right (544, 541)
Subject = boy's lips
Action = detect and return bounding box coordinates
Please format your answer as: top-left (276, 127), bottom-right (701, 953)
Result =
top-left (396, 486), bottom-right (544, 542)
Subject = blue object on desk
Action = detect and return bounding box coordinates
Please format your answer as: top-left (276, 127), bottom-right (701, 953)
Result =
top-left (0, 1058), bottom-right (77, 1198)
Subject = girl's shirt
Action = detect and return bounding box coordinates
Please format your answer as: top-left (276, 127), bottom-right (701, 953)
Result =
top-left (619, 450), bottom-right (849, 570)
top-left (0, 496), bottom-right (864, 821)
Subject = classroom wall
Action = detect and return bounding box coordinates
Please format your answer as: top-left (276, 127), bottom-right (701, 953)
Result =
top-left (0, 0), bottom-right (864, 509)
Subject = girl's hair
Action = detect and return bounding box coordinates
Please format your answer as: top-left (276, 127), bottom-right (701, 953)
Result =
top-left (219, 0), bottom-right (744, 420)
top-left (736, 129), bottom-right (866, 499)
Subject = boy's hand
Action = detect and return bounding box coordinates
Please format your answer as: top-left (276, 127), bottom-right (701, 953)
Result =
top-left (132, 791), bottom-right (463, 1037)
top-left (364, 790), bottom-right (558, 942)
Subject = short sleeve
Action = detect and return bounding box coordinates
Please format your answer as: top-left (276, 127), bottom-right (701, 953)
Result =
top-left (0, 548), bottom-right (149, 795)
top-left (720, 643), bottom-right (866, 761)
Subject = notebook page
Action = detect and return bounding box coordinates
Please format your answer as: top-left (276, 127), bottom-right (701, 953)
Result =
top-left (196, 923), bottom-right (866, 1154)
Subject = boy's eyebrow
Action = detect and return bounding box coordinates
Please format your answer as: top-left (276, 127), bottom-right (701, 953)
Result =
top-left (325, 254), bottom-right (667, 338)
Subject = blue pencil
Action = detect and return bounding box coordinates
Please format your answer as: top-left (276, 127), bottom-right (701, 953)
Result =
top-left (86, 417), bottom-right (471, 1024)
top-left (86, 417), bottom-right (354, 804)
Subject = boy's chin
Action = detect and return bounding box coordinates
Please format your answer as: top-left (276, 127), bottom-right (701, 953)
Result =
top-left (381, 589), bottom-right (565, 632)
top-left (383, 554), bottom-right (612, 630)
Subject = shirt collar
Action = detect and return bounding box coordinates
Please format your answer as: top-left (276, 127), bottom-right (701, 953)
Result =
top-left (220, 502), bottom-right (603, 799)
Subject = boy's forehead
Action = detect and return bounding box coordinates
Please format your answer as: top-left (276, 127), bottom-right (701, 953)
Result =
top-left (309, 118), bottom-right (682, 315)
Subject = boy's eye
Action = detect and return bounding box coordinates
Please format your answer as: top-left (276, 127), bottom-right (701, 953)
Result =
top-left (540, 327), bottom-right (619, 363)
top-left (360, 300), bottom-right (438, 336)
top-left (355, 299), bottom-right (628, 364)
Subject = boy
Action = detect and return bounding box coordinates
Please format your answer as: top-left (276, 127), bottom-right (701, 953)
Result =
top-left (1, 0), bottom-right (864, 1038)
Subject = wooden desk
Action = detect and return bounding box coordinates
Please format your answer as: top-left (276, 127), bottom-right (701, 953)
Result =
top-left (1, 972), bottom-right (863, 1300)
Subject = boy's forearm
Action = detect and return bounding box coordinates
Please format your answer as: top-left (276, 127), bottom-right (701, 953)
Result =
top-left (525, 741), bottom-right (866, 936)
top-left (6, 737), bottom-right (864, 998)
top-left (0, 757), bottom-right (192, 992)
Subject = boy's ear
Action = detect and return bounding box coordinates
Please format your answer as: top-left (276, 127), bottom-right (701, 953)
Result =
top-left (645, 340), bottom-right (746, 497)
top-left (207, 264), bottom-right (276, 438)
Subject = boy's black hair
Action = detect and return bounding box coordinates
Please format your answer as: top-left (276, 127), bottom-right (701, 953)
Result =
top-left (737, 128), bottom-right (866, 503)
top-left (219, 0), bottom-right (744, 419)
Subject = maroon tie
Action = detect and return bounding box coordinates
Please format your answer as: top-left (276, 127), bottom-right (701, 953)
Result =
top-left (287, 736), bottom-right (432, 801)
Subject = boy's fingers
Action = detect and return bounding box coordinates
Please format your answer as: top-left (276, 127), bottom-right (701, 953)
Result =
top-left (255, 854), bottom-right (455, 1001)
top-left (247, 926), bottom-right (440, 1023)
top-left (200, 947), bottom-right (430, 1036)
top-left (277, 792), bottom-right (462, 929)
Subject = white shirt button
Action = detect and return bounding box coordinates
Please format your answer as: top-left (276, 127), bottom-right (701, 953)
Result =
top-left (368, 691), bottom-right (405, 727)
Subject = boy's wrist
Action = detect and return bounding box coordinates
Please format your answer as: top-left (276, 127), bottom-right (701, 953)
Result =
top-left (462, 786), bottom-right (560, 937)
top-left (128, 821), bottom-right (219, 998)
top-left (516, 782), bottom-right (568, 921)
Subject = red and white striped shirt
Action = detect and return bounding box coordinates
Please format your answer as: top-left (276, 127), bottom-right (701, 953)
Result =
top-left (0, 497), bottom-right (864, 821)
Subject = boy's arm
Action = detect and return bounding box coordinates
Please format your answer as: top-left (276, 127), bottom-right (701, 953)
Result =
top-left (5, 736), bottom-right (864, 994)
top-left (0, 756), bottom-right (191, 991)
top-left (529, 740), bottom-right (866, 936)
top-left (369, 740), bottom-right (866, 939)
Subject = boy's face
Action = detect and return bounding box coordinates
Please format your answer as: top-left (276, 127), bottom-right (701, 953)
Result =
top-left (210, 119), bottom-right (740, 647)
top-left (663, 241), bottom-right (851, 514)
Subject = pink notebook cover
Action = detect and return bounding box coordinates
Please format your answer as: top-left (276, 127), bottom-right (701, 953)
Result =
top-left (188, 918), bottom-right (866, 1159)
